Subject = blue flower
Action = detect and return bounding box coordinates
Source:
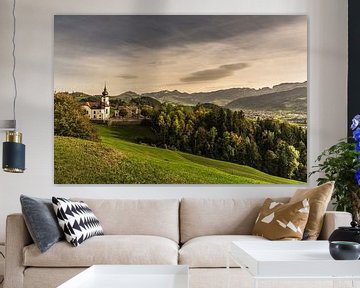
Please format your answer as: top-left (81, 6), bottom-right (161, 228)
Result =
top-left (352, 119), bottom-right (359, 130)
top-left (351, 115), bottom-right (360, 186)
top-left (356, 167), bottom-right (360, 186)
top-left (353, 128), bottom-right (360, 142)
top-left (352, 115), bottom-right (360, 130)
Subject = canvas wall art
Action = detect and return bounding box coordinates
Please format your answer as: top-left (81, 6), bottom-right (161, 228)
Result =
top-left (54, 15), bottom-right (307, 184)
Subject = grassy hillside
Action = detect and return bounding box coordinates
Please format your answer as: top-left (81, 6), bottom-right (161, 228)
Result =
top-left (54, 125), bottom-right (304, 184)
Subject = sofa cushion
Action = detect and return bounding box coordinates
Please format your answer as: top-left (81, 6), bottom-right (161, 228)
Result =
top-left (290, 181), bottom-right (334, 240)
top-left (179, 235), bottom-right (267, 268)
top-left (180, 198), bottom-right (288, 243)
top-left (23, 235), bottom-right (178, 267)
top-left (72, 199), bottom-right (179, 243)
top-left (52, 197), bottom-right (104, 247)
top-left (252, 198), bottom-right (310, 240)
top-left (20, 195), bottom-right (64, 253)
top-left (24, 268), bottom-right (86, 288)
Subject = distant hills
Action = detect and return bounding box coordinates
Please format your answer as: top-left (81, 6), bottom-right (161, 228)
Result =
top-left (112, 91), bottom-right (140, 101)
top-left (67, 81), bottom-right (307, 114)
top-left (142, 81), bottom-right (307, 108)
top-left (226, 87), bottom-right (307, 112)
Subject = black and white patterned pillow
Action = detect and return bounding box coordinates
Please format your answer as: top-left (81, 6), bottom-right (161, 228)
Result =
top-left (52, 197), bottom-right (104, 247)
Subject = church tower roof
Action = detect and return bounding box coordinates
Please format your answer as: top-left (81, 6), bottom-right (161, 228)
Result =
top-left (102, 82), bottom-right (109, 96)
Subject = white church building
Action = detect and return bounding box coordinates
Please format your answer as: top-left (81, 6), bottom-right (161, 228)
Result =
top-left (82, 85), bottom-right (110, 120)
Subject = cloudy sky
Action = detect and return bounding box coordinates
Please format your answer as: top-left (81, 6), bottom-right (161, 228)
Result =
top-left (54, 15), bottom-right (307, 95)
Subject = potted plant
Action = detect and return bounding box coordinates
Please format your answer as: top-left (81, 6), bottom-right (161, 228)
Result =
top-left (310, 115), bottom-right (360, 222)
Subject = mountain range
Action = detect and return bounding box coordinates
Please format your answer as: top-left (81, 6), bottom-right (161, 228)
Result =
top-left (71, 81), bottom-right (307, 114)
top-left (226, 86), bottom-right (307, 112)
top-left (141, 81), bottom-right (307, 108)
top-left (127, 81), bottom-right (306, 113)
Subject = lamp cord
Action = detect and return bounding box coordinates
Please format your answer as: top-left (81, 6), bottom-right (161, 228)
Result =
top-left (11, 0), bottom-right (17, 130)
top-left (0, 251), bottom-right (4, 284)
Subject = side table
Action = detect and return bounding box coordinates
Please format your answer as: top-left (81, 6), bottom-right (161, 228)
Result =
top-left (227, 240), bottom-right (360, 288)
top-left (58, 265), bottom-right (189, 288)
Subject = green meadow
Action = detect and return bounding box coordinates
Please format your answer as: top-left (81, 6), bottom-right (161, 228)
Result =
top-left (54, 124), bottom-right (303, 184)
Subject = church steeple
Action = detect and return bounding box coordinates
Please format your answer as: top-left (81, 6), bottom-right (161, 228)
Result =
top-left (100, 82), bottom-right (110, 109)
top-left (102, 82), bottom-right (108, 96)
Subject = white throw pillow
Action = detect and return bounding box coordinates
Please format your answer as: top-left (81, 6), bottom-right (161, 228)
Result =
top-left (52, 197), bottom-right (103, 247)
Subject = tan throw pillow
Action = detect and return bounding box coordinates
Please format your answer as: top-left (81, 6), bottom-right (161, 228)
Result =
top-left (289, 181), bottom-right (334, 240)
top-left (252, 198), bottom-right (310, 240)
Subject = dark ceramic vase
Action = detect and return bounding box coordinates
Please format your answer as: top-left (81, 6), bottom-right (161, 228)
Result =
top-left (328, 221), bottom-right (360, 244)
top-left (329, 241), bottom-right (360, 260)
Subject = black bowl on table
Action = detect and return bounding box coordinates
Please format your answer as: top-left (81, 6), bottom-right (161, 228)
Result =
top-left (329, 241), bottom-right (360, 260)
top-left (329, 221), bottom-right (360, 244)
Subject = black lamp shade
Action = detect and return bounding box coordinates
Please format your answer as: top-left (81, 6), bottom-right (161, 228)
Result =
top-left (3, 141), bottom-right (25, 173)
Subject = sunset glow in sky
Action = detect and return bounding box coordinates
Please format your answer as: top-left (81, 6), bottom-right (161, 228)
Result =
top-left (54, 15), bottom-right (307, 95)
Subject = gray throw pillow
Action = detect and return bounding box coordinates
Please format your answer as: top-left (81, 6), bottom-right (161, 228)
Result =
top-left (20, 195), bottom-right (64, 253)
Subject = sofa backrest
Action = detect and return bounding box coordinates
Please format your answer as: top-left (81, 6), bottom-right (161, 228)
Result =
top-left (180, 198), bottom-right (289, 243)
top-left (73, 198), bottom-right (180, 243)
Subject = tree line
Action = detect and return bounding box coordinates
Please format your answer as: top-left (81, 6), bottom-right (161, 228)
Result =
top-left (146, 104), bottom-right (307, 181)
top-left (54, 93), bottom-right (99, 141)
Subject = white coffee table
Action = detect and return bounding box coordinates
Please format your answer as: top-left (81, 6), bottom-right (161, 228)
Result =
top-left (228, 241), bottom-right (360, 288)
top-left (58, 265), bottom-right (189, 288)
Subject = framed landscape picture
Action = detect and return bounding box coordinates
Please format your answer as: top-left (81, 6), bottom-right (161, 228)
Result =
top-left (54, 15), bottom-right (307, 184)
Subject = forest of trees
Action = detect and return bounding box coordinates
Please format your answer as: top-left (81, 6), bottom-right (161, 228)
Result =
top-left (146, 104), bottom-right (307, 181)
top-left (54, 93), bottom-right (99, 141)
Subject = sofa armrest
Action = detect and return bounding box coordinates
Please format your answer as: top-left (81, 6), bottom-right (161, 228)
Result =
top-left (318, 211), bottom-right (352, 240)
top-left (4, 214), bottom-right (32, 288)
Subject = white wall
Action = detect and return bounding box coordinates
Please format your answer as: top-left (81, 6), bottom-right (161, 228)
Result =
top-left (0, 0), bottom-right (348, 242)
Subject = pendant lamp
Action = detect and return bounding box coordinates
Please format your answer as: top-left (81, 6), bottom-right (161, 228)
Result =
top-left (1, 0), bottom-right (25, 173)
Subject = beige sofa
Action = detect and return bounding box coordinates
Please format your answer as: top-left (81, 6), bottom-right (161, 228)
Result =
top-left (4, 198), bottom-right (352, 288)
